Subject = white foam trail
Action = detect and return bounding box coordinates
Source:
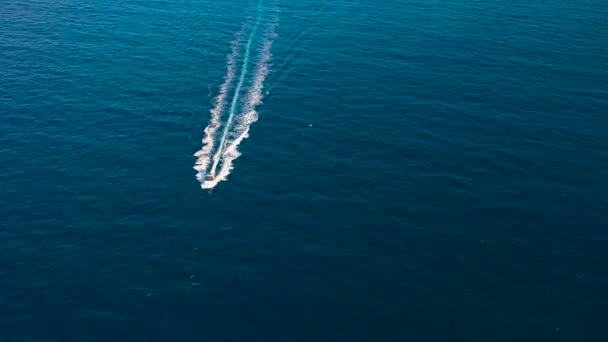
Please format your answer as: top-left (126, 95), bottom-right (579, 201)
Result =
top-left (210, 15), bottom-right (262, 175)
top-left (213, 26), bottom-right (275, 185)
top-left (193, 33), bottom-right (241, 178)
top-left (195, 2), bottom-right (277, 190)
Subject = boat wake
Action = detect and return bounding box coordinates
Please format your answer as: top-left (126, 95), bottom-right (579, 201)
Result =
top-left (193, 3), bottom-right (276, 190)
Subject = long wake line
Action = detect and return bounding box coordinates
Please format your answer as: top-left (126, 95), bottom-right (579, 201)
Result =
top-left (216, 27), bottom-right (275, 180)
top-left (193, 34), bottom-right (241, 175)
top-left (194, 3), bottom-right (276, 190)
top-left (210, 16), bottom-right (262, 175)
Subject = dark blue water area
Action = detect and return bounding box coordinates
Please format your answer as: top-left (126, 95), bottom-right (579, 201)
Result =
top-left (1, 0), bottom-right (607, 341)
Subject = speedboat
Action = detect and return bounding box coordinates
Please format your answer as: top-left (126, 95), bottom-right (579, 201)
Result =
top-left (200, 172), bottom-right (215, 191)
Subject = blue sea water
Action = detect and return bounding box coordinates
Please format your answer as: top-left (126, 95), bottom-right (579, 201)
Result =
top-left (1, 0), bottom-right (607, 341)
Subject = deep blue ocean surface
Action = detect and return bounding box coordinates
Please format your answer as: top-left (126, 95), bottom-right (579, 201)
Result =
top-left (1, 0), bottom-right (607, 341)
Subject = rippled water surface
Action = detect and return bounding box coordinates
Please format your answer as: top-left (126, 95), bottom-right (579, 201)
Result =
top-left (1, 0), bottom-right (607, 341)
